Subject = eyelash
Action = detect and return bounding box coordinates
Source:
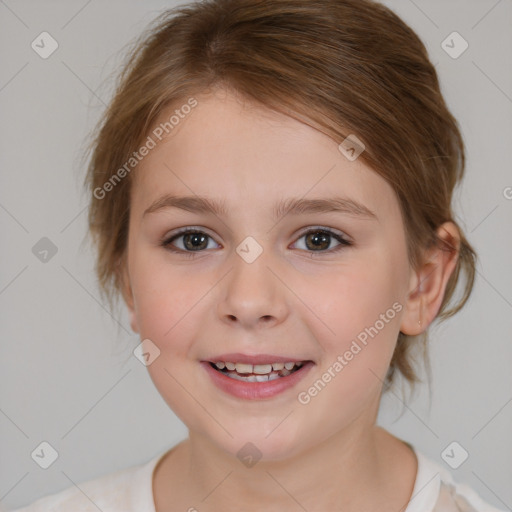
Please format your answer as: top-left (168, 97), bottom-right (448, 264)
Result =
top-left (160, 226), bottom-right (353, 258)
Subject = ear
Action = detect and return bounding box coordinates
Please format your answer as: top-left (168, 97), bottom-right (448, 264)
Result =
top-left (400, 221), bottom-right (460, 336)
top-left (118, 255), bottom-right (139, 334)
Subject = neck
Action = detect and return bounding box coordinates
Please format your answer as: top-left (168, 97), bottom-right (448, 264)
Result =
top-left (155, 422), bottom-right (417, 512)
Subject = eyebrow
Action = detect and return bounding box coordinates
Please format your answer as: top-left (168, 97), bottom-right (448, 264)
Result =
top-left (143, 194), bottom-right (377, 221)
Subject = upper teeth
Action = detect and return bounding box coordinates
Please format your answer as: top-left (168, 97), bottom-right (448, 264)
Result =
top-left (214, 361), bottom-right (303, 373)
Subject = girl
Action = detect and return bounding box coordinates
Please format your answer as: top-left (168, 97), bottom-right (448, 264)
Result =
top-left (12, 0), bottom-right (507, 510)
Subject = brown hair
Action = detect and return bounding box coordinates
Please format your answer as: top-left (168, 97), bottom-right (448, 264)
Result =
top-left (83, 0), bottom-right (476, 399)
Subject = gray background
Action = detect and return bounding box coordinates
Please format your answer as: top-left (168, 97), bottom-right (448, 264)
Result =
top-left (1, 0), bottom-right (511, 510)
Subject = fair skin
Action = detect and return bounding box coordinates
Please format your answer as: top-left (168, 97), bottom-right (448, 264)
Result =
top-left (120, 87), bottom-right (459, 512)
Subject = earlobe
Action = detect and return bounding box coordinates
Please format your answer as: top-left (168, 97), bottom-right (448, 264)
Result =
top-left (128, 310), bottom-right (139, 334)
top-left (400, 222), bottom-right (460, 336)
top-left (125, 291), bottom-right (139, 334)
top-left (118, 258), bottom-right (139, 334)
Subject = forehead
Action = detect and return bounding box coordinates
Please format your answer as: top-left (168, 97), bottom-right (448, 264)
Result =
top-left (131, 89), bottom-right (400, 224)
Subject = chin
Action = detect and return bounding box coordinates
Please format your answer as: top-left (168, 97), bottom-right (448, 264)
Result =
top-left (209, 423), bottom-right (308, 464)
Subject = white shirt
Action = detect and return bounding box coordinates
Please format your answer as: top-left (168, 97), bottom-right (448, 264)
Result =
top-left (10, 445), bottom-right (506, 511)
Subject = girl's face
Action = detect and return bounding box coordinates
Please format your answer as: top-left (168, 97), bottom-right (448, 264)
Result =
top-left (123, 88), bottom-right (417, 460)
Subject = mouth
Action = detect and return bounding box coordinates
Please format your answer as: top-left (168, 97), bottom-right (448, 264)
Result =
top-left (207, 360), bottom-right (308, 382)
top-left (201, 355), bottom-right (315, 400)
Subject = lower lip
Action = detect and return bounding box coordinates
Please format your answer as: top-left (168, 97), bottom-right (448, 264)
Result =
top-left (201, 361), bottom-right (315, 400)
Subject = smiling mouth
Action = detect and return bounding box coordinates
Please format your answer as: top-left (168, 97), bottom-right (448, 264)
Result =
top-left (208, 361), bottom-right (309, 382)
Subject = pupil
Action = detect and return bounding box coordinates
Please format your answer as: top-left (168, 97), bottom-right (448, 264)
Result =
top-left (185, 232), bottom-right (207, 250)
top-left (307, 231), bottom-right (329, 250)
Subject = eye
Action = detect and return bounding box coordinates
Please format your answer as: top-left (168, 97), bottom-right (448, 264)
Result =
top-left (160, 226), bottom-right (352, 257)
top-left (161, 227), bottom-right (219, 257)
top-left (291, 227), bottom-right (352, 255)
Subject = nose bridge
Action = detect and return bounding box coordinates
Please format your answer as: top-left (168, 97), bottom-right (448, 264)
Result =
top-left (218, 236), bottom-right (287, 327)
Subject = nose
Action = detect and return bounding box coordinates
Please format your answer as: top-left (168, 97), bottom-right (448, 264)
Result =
top-left (217, 247), bottom-right (289, 330)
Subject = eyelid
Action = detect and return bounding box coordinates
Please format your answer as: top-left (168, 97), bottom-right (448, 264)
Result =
top-left (160, 226), bottom-right (221, 250)
top-left (161, 225), bottom-right (353, 255)
top-left (162, 225), bottom-right (351, 241)
top-left (294, 225), bottom-right (352, 243)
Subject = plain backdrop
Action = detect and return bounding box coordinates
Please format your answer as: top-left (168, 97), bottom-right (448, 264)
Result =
top-left (1, 0), bottom-right (511, 510)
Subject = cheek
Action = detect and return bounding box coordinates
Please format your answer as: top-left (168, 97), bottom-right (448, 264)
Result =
top-left (129, 253), bottom-right (205, 345)
top-left (306, 252), bottom-right (403, 374)
top-left (128, 258), bottom-right (210, 426)
top-left (296, 264), bottom-right (402, 428)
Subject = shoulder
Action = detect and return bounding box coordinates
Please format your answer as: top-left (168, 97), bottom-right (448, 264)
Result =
top-left (433, 480), bottom-right (506, 512)
top-left (9, 452), bottom-right (165, 512)
top-left (409, 447), bottom-right (507, 512)
top-left (9, 466), bottom-right (136, 512)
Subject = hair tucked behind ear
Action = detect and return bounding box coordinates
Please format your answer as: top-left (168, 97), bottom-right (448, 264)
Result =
top-left (83, 0), bottom-right (477, 402)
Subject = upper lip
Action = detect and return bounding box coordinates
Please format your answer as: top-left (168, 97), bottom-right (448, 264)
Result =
top-left (204, 353), bottom-right (313, 365)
